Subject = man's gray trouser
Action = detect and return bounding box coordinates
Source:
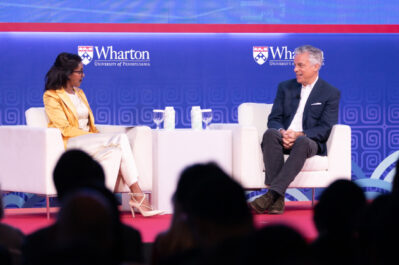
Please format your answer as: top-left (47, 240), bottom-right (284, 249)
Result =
top-left (261, 128), bottom-right (318, 196)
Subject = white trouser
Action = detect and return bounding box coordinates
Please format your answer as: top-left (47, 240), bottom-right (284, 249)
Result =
top-left (67, 132), bottom-right (139, 191)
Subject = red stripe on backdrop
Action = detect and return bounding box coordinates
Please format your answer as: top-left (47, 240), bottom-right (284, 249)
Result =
top-left (0, 23), bottom-right (398, 33)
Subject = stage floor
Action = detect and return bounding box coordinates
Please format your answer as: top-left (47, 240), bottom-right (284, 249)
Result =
top-left (2, 201), bottom-right (317, 243)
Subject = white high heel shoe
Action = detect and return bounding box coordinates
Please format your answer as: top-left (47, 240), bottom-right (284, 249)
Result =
top-left (128, 193), bottom-right (164, 217)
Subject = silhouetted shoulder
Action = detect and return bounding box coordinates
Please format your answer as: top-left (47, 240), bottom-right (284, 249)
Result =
top-left (22, 224), bottom-right (58, 264)
top-left (0, 223), bottom-right (25, 250)
top-left (120, 224), bottom-right (144, 263)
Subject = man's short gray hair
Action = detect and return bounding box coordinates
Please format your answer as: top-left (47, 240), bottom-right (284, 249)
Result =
top-left (294, 45), bottom-right (323, 66)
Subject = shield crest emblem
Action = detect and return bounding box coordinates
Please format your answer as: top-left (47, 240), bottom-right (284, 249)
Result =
top-left (78, 46), bottom-right (94, 65)
top-left (253, 46), bottom-right (268, 65)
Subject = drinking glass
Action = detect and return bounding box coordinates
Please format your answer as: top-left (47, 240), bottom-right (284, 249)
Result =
top-left (202, 109), bottom-right (213, 129)
top-left (153, 109), bottom-right (165, 129)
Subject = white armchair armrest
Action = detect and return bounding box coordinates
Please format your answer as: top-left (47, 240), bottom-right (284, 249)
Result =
top-left (326, 124), bottom-right (351, 180)
top-left (210, 123), bottom-right (265, 188)
top-left (0, 126), bottom-right (64, 195)
top-left (101, 125), bottom-right (153, 192)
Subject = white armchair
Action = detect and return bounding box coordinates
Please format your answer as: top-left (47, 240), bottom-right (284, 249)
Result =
top-left (211, 102), bottom-right (351, 202)
top-left (0, 107), bottom-right (153, 217)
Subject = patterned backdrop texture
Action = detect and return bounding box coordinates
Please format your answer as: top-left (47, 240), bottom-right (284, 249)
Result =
top-left (0, 32), bottom-right (398, 207)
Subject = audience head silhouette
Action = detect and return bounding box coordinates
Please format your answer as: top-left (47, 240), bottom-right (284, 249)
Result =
top-left (357, 159), bottom-right (399, 265)
top-left (173, 162), bottom-right (253, 247)
top-left (53, 149), bottom-right (106, 201)
top-left (314, 179), bottom-right (366, 235)
top-left (175, 162), bottom-right (252, 225)
top-left (54, 188), bottom-right (122, 265)
top-left (23, 150), bottom-right (144, 265)
top-left (241, 224), bottom-right (309, 265)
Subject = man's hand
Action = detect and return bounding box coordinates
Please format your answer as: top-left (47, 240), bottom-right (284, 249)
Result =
top-left (280, 129), bottom-right (304, 149)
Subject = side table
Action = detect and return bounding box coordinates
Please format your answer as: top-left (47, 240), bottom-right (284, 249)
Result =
top-left (152, 129), bottom-right (232, 213)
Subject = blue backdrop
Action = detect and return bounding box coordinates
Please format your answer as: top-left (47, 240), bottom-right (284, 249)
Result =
top-left (1, 32), bottom-right (399, 205)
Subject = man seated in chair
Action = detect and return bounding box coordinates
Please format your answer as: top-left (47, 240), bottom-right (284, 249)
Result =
top-left (250, 45), bottom-right (340, 214)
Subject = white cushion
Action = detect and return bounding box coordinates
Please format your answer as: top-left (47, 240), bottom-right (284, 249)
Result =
top-left (238, 103), bottom-right (272, 143)
top-left (25, 107), bottom-right (48, 127)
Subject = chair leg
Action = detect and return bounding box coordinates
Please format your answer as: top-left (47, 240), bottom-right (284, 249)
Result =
top-left (46, 196), bottom-right (50, 219)
top-left (311, 188), bottom-right (315, 206)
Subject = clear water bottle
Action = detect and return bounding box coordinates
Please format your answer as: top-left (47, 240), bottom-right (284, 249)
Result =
top-left (191, 106), bottom-right (202, 130)
top-left (164, 106), bottom-right (175, 130)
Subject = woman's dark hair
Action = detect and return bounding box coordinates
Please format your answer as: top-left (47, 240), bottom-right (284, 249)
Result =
top-left (45, 52), bottom-right (82, 91)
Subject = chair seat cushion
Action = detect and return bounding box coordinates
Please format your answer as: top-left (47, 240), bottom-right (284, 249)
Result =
top-left (284, 155), bottom-right (328, 171)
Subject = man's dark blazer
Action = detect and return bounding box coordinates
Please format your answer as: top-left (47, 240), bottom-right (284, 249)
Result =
top-left (267, 78), bottom-right (340, 155)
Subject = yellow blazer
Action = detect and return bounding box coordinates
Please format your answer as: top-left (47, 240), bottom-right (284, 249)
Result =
top-left (43, 87), bottom-right (99, 148)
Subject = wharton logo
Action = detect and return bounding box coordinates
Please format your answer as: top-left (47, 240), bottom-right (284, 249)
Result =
top-left (78, 46), bottom-right (93, 65)
top-left (78, 46), bottom-right (151, 67)
top-left (253, 46), bottom-right (295, 66)
top-left (253, 46), bottom-right (268, 65)
top-left (254, 46), bottom-right (325, 67)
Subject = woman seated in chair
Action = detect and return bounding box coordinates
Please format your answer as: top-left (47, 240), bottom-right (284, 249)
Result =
top-left (43, 52), bottom-right (162, 217)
